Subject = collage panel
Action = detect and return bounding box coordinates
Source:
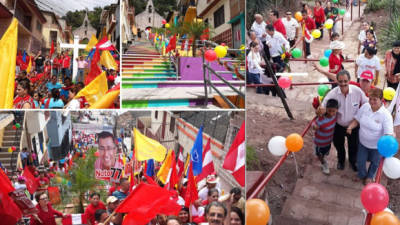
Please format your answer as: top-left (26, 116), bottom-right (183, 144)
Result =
top-left (0, 110), bottom-right (244, 225)
top-left (246, 0), bottom-right (400, 224)
top-left (120, 0), bottom-right (245, 109)
top-left (0, 0), bottom-right (120, 110)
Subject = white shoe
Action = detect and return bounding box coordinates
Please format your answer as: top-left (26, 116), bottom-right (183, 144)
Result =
top-left (322, 162), bottom-right (330, 175)
top-left (306, 55), bottom-right (313, 59)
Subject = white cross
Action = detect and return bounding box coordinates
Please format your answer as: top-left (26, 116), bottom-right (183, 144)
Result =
top-left (59, 35), bottom-right (87, 82)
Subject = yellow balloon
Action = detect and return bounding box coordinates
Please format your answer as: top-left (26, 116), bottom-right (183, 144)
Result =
top-left (214, 45), bottom-right (227, 58)
top-left (312, 29), bottom-right (321, 39)
top-left (8, 148), bottom-right (12, 153)
top-left (246, 199), bottom-right (270, 225)
top-left (165, 23), bottom-right (170, 28)
top-left (383, 87), bottom-right (396, 101)
top-left (325, 19), bottom-right (334, 29)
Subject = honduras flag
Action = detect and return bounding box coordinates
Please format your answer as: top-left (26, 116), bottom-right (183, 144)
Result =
top-left (190, 126), bottom-right (203, 175)
top-left (146, 159), bottom-right (155, 177)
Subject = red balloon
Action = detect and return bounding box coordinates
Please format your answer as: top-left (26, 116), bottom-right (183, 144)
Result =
top-left (94, 152), bottom-right (100, 157)
top-left (11, 146), bottom-right (16, 151)
top-left (162, 19), bottom-right (167, 24)
top-left (361, 183), bottom-right (389, 213)
top-left (205, 50), bottom-right (217, 62)
top-left (12, 125), bottom-right (16, 130)
top-left (278, 77), bottom-right (292, 88)
top-left (221, 43), bottom-right (226, 46)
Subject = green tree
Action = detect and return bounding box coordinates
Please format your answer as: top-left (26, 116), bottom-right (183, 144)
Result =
top-left (130, 0), bottom-right (147, 15)
top-left (88, 7), bottom-right (103, 36)
top-left (63, 10), bottom-right (85, 30)
top-left (154, 0), bottom-right (177, 18)
top-left (182, 21), bottom-right (212, 56)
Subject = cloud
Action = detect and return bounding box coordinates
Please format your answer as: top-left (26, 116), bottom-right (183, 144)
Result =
top-left (35, 0), bottom-right (118, 16)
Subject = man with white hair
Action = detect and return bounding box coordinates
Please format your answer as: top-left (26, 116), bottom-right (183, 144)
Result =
top-left (251, 14), bottom-right (270, 59)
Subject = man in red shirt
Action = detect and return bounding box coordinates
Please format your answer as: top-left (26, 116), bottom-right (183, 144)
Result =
top-left (36, 170), bottom-right (50, 191)
top-left (269, 10), bottom-right (286, 38)
top-left (62, 50), bottom-right (71, 83)
top-left (302, 10), bottom-right (316, 58)
top-left (84, 192), bottom-right (106, 225)
top-left (313, 1), bottom-right (325, 40)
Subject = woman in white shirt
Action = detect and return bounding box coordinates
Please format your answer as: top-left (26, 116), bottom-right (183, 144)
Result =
top-left (247, 41), bottom-right (264, 94)
top-left (355, 47), bottom-right (381, 85)
top-left (347, 88), bottom-right (394, 184)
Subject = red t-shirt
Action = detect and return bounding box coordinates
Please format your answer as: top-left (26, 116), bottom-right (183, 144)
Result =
top-left (62, 55), bottom-right (71, 68)
top-left (273, 19), bottom-right (286, 37)
top-left (349, 81), bottom-right (375, 96)
top-left (30, 203), bottom-right (63, 225)
top-left (314, 7), bottom-right (326, 24)
top-left (36, 176), bottom-right (50, 187)
top-left (13, 95), bottom-right (35, 109)
top-left (304, 16), bottom-right (316, 30)
top-left (84, 202), bottom-right (106, 225)
top-left (329, 54), bottom-right (344, 75)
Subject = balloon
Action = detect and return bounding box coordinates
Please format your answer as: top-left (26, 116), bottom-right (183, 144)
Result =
top-left (324, 49), bottom-right (332, 58)
top-left (67, 181), bottom-right (72, 186)
top-left (285, 133), bottom-right (303, 152)
top-left (59, 159), bottom-right (65, 164)
top-left (317, 85), bottom-right (330, 96)
top-left (165, 23), bottom-right (170, 28)
top-left (11, 146), bottom-right (16, 151)
top-left (55, 176), bottom-right (62, 183)
top-left (383, 87), bottom-right (396, 101)
top-left (318, 77), bottom-right (329, 83)
top-left (214, 45), bottom-right (227, 58)
top-left (361, 183), bottom-right (389, 213)
top-left (62, 178), bottom-right (68, 185)
top-left (278, 77), bottom-right (291, 89)
top-left (8, 148), bottom-right (12, 153)
top-left (12, 125), bottom-right (16, 130)
top-left (325, 19), bottom-right (334, 29)
top-left (15, 123), bottom-right (20, 129)
top-left (383, 157), bottom-right (400, 179)
top-left (268, 136), bottom-right (287, 156)
top-left (204, 50), bottom-right (217, 62)
top-left (294, 12), bottom-right (302, 22)
top-left (339, 9), bottom-right (346, 16)
top-left (311, 29), bottom-right (321, 39)
top-left (162, 19), bottom-right (166, 24)
top-left (291, 48), bottom-right (302, 58)
top-left (319, 57), bottom-right (329, 67)
top-left (377, 136), bottom-right (398, 157)
top-left (94, 151), bottom-right (100, 157)
top-left (332, 0), bottom-right (338, 3)
top-left (246, 199), bottom-right (270, 225)
top-left (221, 43), bottom-right (226, 46)
top-left (371, 211), bottom-right (400, 225)
top-left (384, 208), bottom-right (394, 214)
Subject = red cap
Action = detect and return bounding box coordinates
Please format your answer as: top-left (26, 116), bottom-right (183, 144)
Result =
top-left (360, 70), bottom-right (373, 81)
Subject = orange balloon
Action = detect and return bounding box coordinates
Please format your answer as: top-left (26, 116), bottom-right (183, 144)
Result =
top-left (246, 199), bottom-right (270, 225)
top-left (371, 211), bottom-right (400, 225)
top-left (285, 133), bottom-right (303, 152)
top-left (294, 12), bottom-right (303, 22)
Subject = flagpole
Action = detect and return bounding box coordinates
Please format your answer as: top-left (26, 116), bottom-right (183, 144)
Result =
top-left (13, 0), bottom-right (17, 18)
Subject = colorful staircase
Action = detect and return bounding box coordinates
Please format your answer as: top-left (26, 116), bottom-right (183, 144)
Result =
top-left (121, 41), bottom-right (245, 108)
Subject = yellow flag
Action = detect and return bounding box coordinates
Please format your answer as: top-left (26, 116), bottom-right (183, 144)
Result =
top-left (89, 89), bottom-right (120, 109)
top-left (157, 150), bottom-right (172, 183)
top-left (133, 128), bottom-right (167, 162)
top-left (26, 57), bottom-right (32, 73)
top-left (75, 72), bottom-right (107, 105)
top-left (85, 34), bottom-right (98, 51)
top-left (0, 18), bottom-right (18, 108)
top-left (100, 50), bottom-right (118, 70)
top-left (183, 153), bottom-right (190, 175)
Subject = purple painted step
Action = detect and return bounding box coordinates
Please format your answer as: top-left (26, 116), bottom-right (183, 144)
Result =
top-left (179, 57), bottom-right (237, 81)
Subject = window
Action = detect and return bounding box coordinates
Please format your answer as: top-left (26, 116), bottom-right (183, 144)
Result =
top-left (214, 5), bottom-right (225, 28)
top-left (85, 30), bottom-right (87, 35)
top-left (36, 21), bottom-right (42, 32)
top-left (149, 17), bottom-right (151, 23)
top-left (170, 117), bottom-right (175, 133)
top-left (85, 21), bottom-right (88, 27)
top-left (155, 111), bottom-right (158, 119)
top-left (204, 18), bottom-right (209, 25)
top-left (52, 16), bottom-right (56, 24)
top-left (148, 5), bottom-right (152, 13)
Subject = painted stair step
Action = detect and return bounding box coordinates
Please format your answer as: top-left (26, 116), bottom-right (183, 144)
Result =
top-left (122, 98), bottom-right (218, 108)
top-left (122, 62), bottom-right (170, 66)
top-left (122, 80), bottom-right (245, 89)
top-left (122, 54), bottom-right (162, 57)
top-left (122, 65), bottom-right (172, 70)
top-left (122, 71), bottom-right (176, 75)
top-left (122, 70), bottom-right (176, 73)
top-left (122, 77), bottom-right (179, 81)
top-left (122, 74), bottom-right (177, 78)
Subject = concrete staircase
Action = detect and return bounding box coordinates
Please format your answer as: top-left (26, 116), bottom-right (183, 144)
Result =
top-left (121, 41), bottom-right (245, 108)
top-left (0, 115), bottom-right (24, 172)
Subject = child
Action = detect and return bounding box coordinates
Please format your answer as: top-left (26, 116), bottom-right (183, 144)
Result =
top-left (313, 99), bottom-right (338, 175)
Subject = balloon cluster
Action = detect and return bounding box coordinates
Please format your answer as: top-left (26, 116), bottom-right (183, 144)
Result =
top-left (12, 123), bottom-right (21, 130)
top-left (204, 45), bottom-right (228, 62)
top-left (268, 133), bottom-right (304, 156)
top-left (8, 146), bottom-right (16, 153)
top-left (360, 136), bottom-right (400, 224)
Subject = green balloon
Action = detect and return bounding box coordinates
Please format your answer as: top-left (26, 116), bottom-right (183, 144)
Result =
top-left (318, 85), bottom-right (330, 96)
top-left (15, 123), bottom-right (21, 129)
top-left (319, 57), bottom-right (329, 67)
top-left (291, 48), bottom-right (302, 59)
top-left (339, 9), bottom-right (346, 16)
top-left (332, 0), bottom-right (338, 3)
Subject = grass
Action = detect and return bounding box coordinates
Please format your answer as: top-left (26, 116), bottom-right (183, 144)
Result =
top-left (246, 145), bottom-right (260, 170)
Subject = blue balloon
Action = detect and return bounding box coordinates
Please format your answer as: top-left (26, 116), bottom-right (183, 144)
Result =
top-left (324, 49), bottom-right (332, 58)
top-left (60, 159), bottom-right (65, 164)
top-left (118, 138), bottom-right (122, 143)
top-left (129, 152), bottom-right (133, 158)
top-left (67, 181), bottom-right (72, 186)
top-left (377, 135), bottom-right (398, 157)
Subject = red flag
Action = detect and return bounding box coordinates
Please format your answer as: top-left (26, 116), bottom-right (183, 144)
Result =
top-left (62, 214), bottom-right (87, 225)
top-left (176, 147), bottom-right (184, 178)
top-left (22, 166), bottom-right (38, 194)
top-left (165, 151), bottom-right (179, 190)
top-left (129, 160), bottom-right (135, 190)
top-left (184, 163), bottom-right (198, 207)
top-left (0, 193), bottom-right (23, 225)
top-left (196, 138), bottom-right (215, 182)
top-left (84, 48), bottom-right (101, 85)
top-left (50, 40), bottom-right (54, 57)
top-left (0, 167), bottom-right (15, 194)
top-left (165, 35), bottom-right (177, 53)
top-left (200, 28), bottom-right (209, 41)
top-left (96, 36), bottom-right (116, 51)
top-left (144, 174), bottom-right (157, 186)
top-left (222, 121), bottom-right (245, 186)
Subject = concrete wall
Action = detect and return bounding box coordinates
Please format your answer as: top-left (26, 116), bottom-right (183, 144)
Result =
top-left (46, 111), bottom-right (71, 147)
top-left (197, 0), bottom-right (231, 39)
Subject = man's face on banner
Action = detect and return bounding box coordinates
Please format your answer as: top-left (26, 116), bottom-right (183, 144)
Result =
top-left (98, 136), bottom-right (117, 170)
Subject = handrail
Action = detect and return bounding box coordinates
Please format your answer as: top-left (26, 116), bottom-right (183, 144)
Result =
top-left (247, 116), bottom-right (317, 199)
top-left (247, 82), bottom-right (336, 87)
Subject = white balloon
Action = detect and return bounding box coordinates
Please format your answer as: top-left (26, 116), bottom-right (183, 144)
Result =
top-left (318, 77), bottom-right (329, 83)
top-left (268, 136), bottom-right (287, 156)
top-left (383, 157), bottom-right (400, 179)
top-left (384, 207), bottom-right (394, 214)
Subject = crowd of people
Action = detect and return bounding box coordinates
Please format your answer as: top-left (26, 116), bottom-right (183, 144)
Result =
top-left (14, 49), bottom-right (120, 109)
top-left (247, 0), bottom-right (400, 185)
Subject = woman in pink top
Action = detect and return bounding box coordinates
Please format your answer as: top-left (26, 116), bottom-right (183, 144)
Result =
top-left (76, 56), bottom-right (88, 83)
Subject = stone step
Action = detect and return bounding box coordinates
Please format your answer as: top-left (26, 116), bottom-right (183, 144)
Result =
top-left (2, 135), bottom-right (20, 141)
top-left (292, 178), bottom-right (364, 210)
top-left (4, 131), bottom-right (22, 136)
top-left (281, 195), bottom-right (365, 225)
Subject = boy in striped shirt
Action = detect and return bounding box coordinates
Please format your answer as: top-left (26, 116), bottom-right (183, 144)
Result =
top-left (313, 99), bottom-right (338, 174)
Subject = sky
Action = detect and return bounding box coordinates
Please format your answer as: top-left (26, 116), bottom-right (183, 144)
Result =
top-left (35, 0), bottom-right (118, 16)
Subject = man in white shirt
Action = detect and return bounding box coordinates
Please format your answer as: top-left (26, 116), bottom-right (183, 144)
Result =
top-left (317, 70), bottom-right (368, 171)
top-left (265, 24), bottom-right (290, 72)
top-left (282, 11), bottom-right (299, 47)
top-left (251, 14), bottom-right (270, 59)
